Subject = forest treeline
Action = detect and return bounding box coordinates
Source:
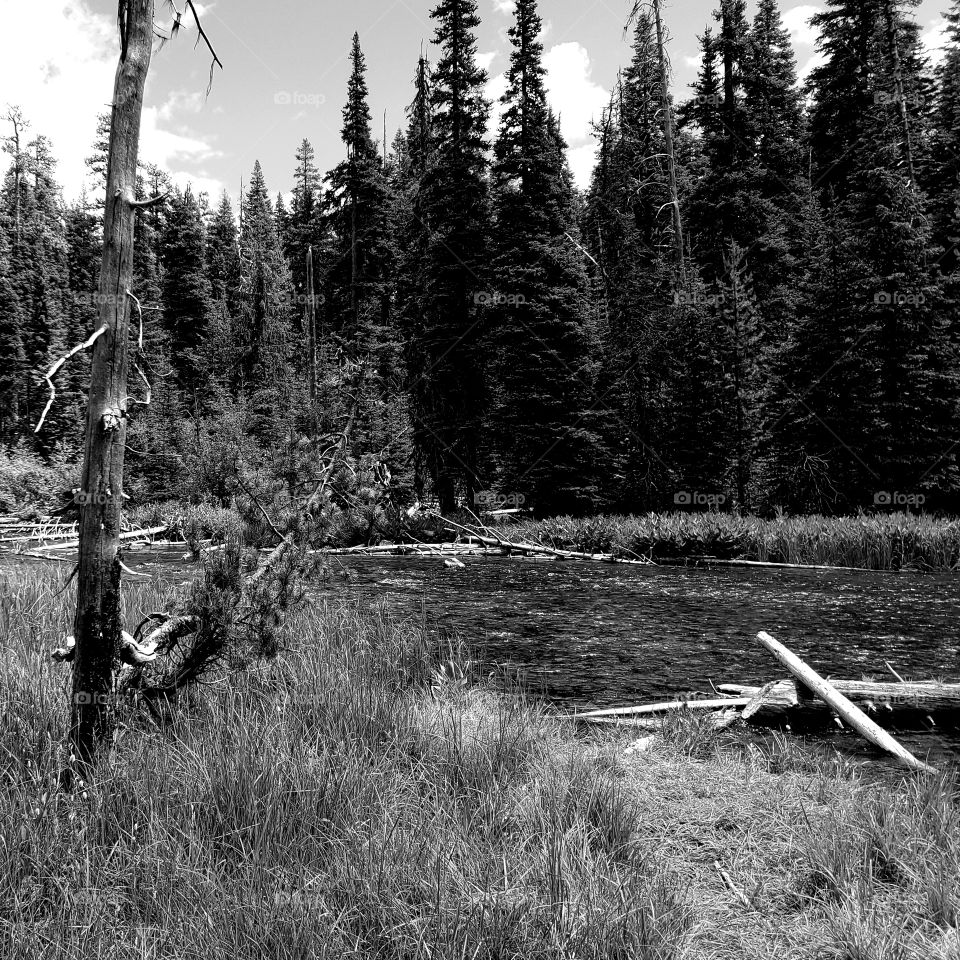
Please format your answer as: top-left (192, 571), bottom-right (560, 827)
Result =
top-left (2, 0), bottom-right (960, 517)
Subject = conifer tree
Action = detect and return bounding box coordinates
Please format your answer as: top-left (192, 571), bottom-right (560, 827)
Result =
top-left (807, 0), bottom-right (928, 198)
top-left (238, 161), bottom-right (296, 439)
top-left (324, 34), bottom-right (395, 360)
top-left (0, 230), bottom-right (25, 447)
top-left (487, 0), bottom-right (597, 514)
top-left (323, 34), bottom-right (400, 463)
top-left (932, 0), bottom-right (960, 271)
top-left (408, 0), bottom-right (492, 510)
top-left (286, 138), bottom-right (324, 318)
top-left (161, 187), bottom-right (211, 400)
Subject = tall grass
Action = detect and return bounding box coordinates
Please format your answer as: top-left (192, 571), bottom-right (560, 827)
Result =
top-left (0, 565), bottom-right (957, 957)
top-left (505, 513), bottom-right (960, 571)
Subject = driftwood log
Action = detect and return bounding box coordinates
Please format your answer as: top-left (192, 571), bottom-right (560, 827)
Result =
top-left (731, 678), bottom-right (960, 728)
top-left (753, 632), bottom-right (936, 774)
top-left (567, 697), bottom-right (751, 722)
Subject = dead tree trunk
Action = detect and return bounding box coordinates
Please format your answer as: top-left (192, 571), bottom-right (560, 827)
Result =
top-left (71, 0), bottom-right (155, 766)
top-left (651, 0), bottom-right (686, 287)
top-left (882, 0), bottom-right (916, 185)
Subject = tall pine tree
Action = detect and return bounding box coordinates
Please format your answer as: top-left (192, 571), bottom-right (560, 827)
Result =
top-left (407, 0), bottom-right (492, 510)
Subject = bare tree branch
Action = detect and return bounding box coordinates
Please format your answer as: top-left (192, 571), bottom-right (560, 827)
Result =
top-left (35, 325), bottom-right (108, 433)
top-left (162, 0), bottom-right (224, 94)
top-left (128, 190), bottom-right (169, 209)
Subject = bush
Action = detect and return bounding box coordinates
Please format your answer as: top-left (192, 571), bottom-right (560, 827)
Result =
top-left (0, 448), bottom-right (78, 515)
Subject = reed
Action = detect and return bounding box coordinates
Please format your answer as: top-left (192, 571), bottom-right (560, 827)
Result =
top-left (504, 512), bottom-right (960, 571)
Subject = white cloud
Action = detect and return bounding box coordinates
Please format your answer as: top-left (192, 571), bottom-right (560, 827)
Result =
top-left (168, 169), bottom-right (227, 203)
top-left (797, 51), bottom-right (827, 84)
top-left (922, 18), bottom-right (951, 67)
top-left (0, 0), bottom-right (219, 203)
top-left (477, 50), bottom-right (498, 73)
top-left (782, 5), bottom-right (822, 47)
top-left (492, 0), bottom-right (513, 14)
top-left (485, 69), bottom-right (509, 136)
top-left (543, 42), bottom-right (608, 184)
top-left (567, 143), bottom-right (598, 189)
top-left (158, 89), bottom-right (207, 122)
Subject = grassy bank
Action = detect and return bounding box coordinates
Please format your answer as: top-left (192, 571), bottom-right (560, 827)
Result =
top-left (0, 566), bottom-right (957, 958)
top-left (503, 513), bottom-right (960, 571)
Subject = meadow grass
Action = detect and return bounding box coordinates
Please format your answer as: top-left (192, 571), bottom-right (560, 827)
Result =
top-left (0, 565), bottom-right (957, 958)
top-left (503, 512), bottom-right (960, 571)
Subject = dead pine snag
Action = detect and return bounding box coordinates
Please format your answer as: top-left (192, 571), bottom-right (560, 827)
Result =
top-left (42, 0), bottom-right (222, 770)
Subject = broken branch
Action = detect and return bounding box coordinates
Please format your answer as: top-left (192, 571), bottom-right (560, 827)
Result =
top-left (35, 325), bottom-right (108, 433)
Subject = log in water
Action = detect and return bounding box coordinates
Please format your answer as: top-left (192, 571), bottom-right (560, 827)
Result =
top-left (753, 631), bottom-right (937, 774)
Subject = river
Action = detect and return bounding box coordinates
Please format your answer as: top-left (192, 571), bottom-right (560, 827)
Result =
top-left (57, 548), bottom-right (960, 768)
top-left (322, 555), bottom-right (960, 767)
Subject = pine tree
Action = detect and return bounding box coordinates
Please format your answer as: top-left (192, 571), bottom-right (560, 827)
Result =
top-left (584, 16), bottom-right (682, 509)
top-left (161, 187), bottom-right (211, 400)
top-left (238, 161), bottom-right (296, 439)
top-left (808, 0), bottom-right (928, 199)
top-left (932, 0), bottom-right (960, 271)
top-left (0, 229), bottom-right (25, 447)
top-left (323, 34), bottom-right (395, 360)
top-left (487, 0), bottom-right (597, 514)
top-left (408, 0), bottom-right (492, 510)
top-left (207, 192), bottom-right (241, 307)
top-left (62, 194), bottom-right (101, 439)
top-left (286, 138), bottom-right (324, 319)
top-left (322, 34), bottom-right (400, 463)
top-left (766, 192), bottom-right (878, 511)
top-left (1, 134), bottom-right (72, 451)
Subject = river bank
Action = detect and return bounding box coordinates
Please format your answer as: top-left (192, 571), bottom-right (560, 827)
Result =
top-left (1, 566), bottom-right (957, 958)
top-left (502, 512), bottom-right (960, 572)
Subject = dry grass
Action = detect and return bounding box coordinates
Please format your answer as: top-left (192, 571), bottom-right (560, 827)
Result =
top-left (0, 565), bottom-right (957, 958)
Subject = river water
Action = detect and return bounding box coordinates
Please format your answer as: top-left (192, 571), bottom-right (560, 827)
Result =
top-left (42, 547), bottom-right (960, 767)
top-left (321, 555), bottom-right (960, 767)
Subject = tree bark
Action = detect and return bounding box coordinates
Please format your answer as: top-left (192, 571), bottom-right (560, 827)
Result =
top-left (71, 0), bottom-right (155, 767)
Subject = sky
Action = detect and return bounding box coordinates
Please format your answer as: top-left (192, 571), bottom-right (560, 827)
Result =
top-left (0, 0), bottom-right (954, 207)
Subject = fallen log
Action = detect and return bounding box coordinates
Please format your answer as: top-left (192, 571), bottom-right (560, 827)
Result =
top-left (742, 677), bottom-right (960, 727)
top-left (754, 632), bottom-right (936, 774)
top-left (454, 532), bottom-right (651, 565)
top-left (0, 549), bottom-right (74, 563)
top-left (314, 542), bottom-right (492, 557)
top-left (577, 707), bottom-right (743, 730)
top-left (567, 697), bottom-right (751, 721)
top-left (35, 525), bottom-right (168, 552)
top-left (660, 557), bottom-right (891, 573)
